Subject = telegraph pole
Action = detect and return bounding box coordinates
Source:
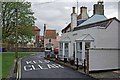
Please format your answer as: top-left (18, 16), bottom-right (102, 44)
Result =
top-left (43, 24), bottom-right (46, 48)
top-left (77, 0), bottom-right (78, 15)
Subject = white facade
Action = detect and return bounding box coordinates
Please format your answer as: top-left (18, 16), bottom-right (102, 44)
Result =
top-left (59, 19), bottom-right (120, 71)
top-left (89, 48), bottom-right (120, 71)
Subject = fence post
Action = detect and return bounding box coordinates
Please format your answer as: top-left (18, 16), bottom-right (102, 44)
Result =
top-left (84, 59), bottom-right (86, 73)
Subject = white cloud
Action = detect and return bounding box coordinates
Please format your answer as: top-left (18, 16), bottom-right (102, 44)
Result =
top-left (64, 6), bottom-right (71, 10)
top-left (28, 1), bottom-right (119, 35)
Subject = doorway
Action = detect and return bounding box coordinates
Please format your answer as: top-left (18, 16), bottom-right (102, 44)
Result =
top-left (85, 42), bottom-right (90, 50)
top-left (76, 42), bottom-right (82, 63)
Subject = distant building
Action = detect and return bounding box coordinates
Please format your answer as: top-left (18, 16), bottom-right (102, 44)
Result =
top-left (44, 25), bottom-right (60, 50)
top-left (39, 36), bottom-right (44, 47)
top-left (33, 26), bottom-right (40, 47)
top-left (59, 1), bottom-right (120, 71)
top-left (18, 26), bottom-right (41, 48)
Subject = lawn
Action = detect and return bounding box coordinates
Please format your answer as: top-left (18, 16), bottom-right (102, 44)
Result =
top-left (2, 52), bottom-right (34, 79)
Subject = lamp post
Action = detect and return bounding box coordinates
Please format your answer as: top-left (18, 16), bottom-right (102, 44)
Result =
top-left (15, 8), bottom-right (18, 59)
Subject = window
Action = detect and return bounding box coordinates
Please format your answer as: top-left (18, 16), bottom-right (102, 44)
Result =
top-left (59, 42), bottom-right (63, 57)
top-left (60, 42), bottom-right (63, 49)
top-left (64, 43), bottom-right (69, 57)
top-left (65, 43), bottom-right (68, 49)
top-left (85, 42), bottom-right (90, 50)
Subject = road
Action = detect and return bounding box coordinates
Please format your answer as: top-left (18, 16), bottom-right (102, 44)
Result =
top-left (20, 52), bottom-right (96, 79)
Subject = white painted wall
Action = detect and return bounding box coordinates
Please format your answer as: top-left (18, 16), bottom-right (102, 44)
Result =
top-left (61, 20), bottom-right (119, 55)
top-left (89, 49), bottom-right (120, 71)
top-left (60, 19), bottom-right (120, 70)
top-left (71, 13), bottom-right (77, 30)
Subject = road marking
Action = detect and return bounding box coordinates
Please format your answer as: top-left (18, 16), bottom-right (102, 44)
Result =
top-left (24, 65), bottom-right (33, 71)
top-left (25, 60), bottom-right (50, 64)
top-left (23, 64), bottom-right (64, 71)
top-left (38, 65), bottom-right (48, 69)
top-left (26, 61), bottom-right (34, 64)
top-left (47, 64), bottom-right (57, 69)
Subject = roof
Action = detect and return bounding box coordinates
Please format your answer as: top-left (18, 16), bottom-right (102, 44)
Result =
top-left (45, 30), bottom-right (56, 39)
top-left (33, 26), bottom-right (40, 31)
top-left (77, 19), bottom-right (87, 26)
top-left (74, 17), bottom-right (119, 31)
top-left (62, 19), bottom-right (86, 33)
top-left (75, 34), bottom-right (94, 42)
top-left (78, 14), bottom-right (107, 27)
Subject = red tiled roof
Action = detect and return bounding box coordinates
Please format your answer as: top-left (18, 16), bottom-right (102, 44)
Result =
top-left (33, 26), bottom-right (40, 31)
top-left (45, 30), bottom-right (56, 39)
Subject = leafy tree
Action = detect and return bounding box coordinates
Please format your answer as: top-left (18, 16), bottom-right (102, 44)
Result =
top-left (2, 1), bottom-right (36, 45)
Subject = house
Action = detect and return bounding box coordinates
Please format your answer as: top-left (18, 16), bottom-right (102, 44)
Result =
top-left (44, 24), bottom-right (60, 51)
top-left (33, 26), bottom-right (40, 47)
top-left (39, 36), bottom-right (44, 47)
top-left (59, 1), bottom-right (120, 71)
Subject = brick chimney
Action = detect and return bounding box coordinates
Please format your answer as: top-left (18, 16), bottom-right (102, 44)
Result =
top-left (93, 1), bottom-right (104, 15)
top-left (77, 6), bottom-right (89, 19)
top-left (71, 7), bottom-right (77, 31)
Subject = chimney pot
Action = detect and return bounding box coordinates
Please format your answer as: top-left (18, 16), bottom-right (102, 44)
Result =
top-left (72, 7), bottom-right (76, 13)
top-left (93, 1), bottom-right (104, 15)
top-left (71, 7), bottom-right (77, 31)
top-left (77, 6), bottom-right (89, 19)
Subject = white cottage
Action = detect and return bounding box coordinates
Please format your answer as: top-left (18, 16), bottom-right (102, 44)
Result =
top-left (59, 1), bottom-right (120, 71)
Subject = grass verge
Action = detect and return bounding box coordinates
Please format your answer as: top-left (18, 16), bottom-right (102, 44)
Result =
top-left (2, 52), bottom-right (34, 78)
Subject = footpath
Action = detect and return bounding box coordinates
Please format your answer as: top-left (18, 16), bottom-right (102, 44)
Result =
top-left (45, 57), bottom-right (120, 79)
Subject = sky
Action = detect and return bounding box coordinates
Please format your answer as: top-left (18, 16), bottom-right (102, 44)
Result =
top-left (26, 0), bottom-right (120, 36)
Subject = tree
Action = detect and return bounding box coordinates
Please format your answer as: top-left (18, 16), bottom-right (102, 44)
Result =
top-left (2, 1), bottom-right (36, 44)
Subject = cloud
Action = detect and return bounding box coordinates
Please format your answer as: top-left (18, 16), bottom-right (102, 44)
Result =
top-left (26, 0), bottom-right (120, 2)
top-left (29, 1), bottom-right (119, 35)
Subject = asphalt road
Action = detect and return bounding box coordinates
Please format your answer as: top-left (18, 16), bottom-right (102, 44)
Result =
top-left (20, 52), bottom-right (96, 80)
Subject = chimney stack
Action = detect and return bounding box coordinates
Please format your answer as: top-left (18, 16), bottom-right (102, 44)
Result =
top-left (71, 7), bottom-right (77, 31)
top-left (44, 24), bottom-right (46, 36)
top-left (93, 1), bottom-right (104, 15)
top-left (78, 6), bottom-right (89, 19)
top-left (72, 7), bottom-right (76, 13)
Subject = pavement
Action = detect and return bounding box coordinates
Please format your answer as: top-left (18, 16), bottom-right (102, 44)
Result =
top-left (46, 56), bottom-right (120, 79)
top-left (18, 52), bottom-right (96, 80)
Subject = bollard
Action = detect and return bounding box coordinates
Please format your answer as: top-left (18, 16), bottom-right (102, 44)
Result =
top-left (76, 58), bottom-right (79, 70)
top-left (64, 58), bottom-right (67, 63)
top-left (84, 59), bottom-right (86, 73)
